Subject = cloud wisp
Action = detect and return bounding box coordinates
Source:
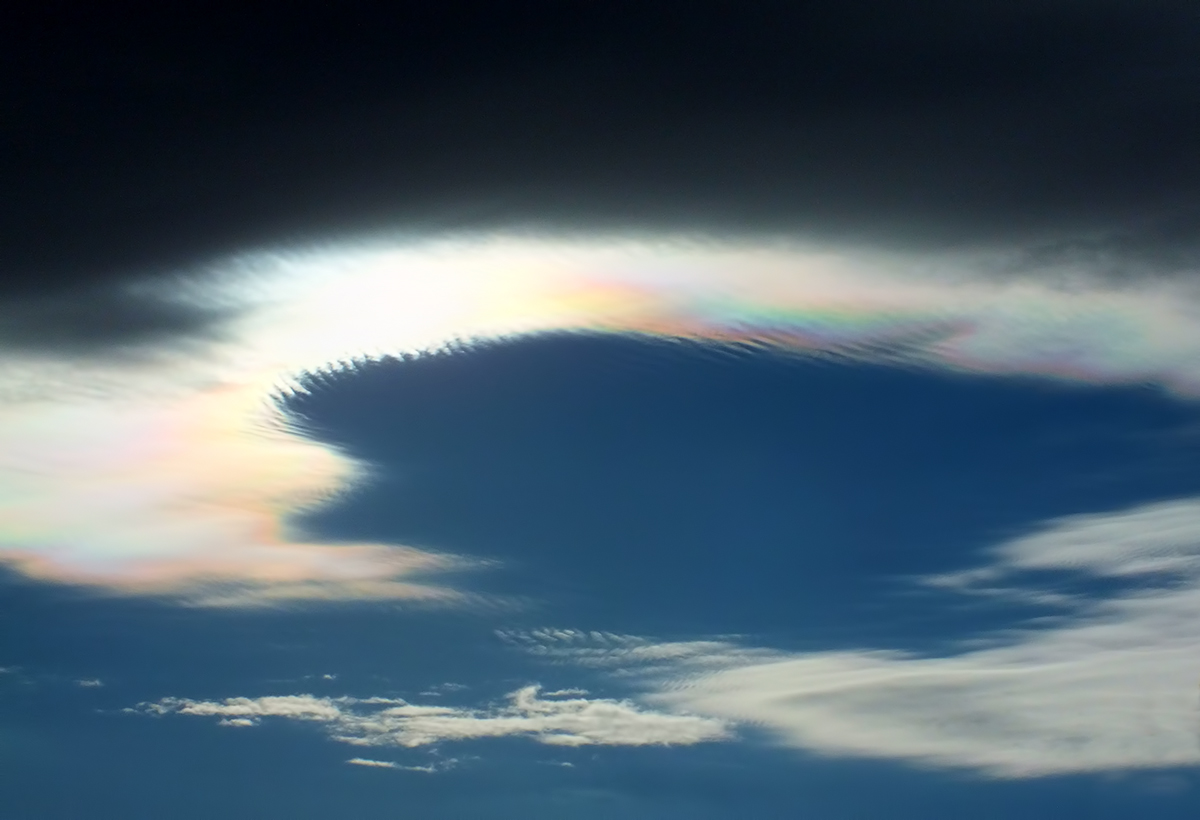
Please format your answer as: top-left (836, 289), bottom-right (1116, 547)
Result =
top-left (346, 757), bottom-right (457, 773)
top-left (347, 757), bottom-right (402, 769)
top-left (511, 498), bottom-right (1200, 778)
top-left (8, 236), bottom-right (1200, 601)
top-left (133, 685), bottom-right (731, 752)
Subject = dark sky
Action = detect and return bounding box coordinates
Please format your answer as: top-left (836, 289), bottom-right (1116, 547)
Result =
top-left (6, 1), bottom-right (1200, 300)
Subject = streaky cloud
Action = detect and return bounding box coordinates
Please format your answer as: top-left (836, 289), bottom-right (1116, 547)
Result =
top-left (133, 685), bottom-right (732, 750)
top-left (512, 498), bottom-right (1200, 777)
top-left (346, 757), bottom-right (454, 772)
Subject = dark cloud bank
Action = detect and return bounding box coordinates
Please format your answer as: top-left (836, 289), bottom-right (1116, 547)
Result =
top-left (5, 1), bottom-right (1200, 303)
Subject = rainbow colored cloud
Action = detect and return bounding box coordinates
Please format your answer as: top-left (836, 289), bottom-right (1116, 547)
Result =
top-left (2, 236), bottom-right (1198, 603)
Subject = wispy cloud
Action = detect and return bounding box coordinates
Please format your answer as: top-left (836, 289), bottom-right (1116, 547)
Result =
top-left (932, 498), bottom-right (1200, 585)
top-left (510, 498), bottom-right (1200, 778)
top-left (8, 236), bottom-right (1200, 601)
top-left (347, 757), bottom-right (457, 773)
top-left (419, 682), bottom-right (469, 697)
top-left (132, 684), bottom-right (731, 751)
top-left (498, 628), bottom-right (779, 675)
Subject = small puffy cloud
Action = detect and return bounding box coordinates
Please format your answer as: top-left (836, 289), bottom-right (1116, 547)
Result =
top-left (134, 685), bottom-right (731, 753)
top-left (75, 679), bottom-right (104, 688)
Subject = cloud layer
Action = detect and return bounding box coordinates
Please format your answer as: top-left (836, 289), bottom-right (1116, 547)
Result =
top-left (135, 685), bottom-right (731, 750)
top-left (10, 3), bottom-right (1200, 293)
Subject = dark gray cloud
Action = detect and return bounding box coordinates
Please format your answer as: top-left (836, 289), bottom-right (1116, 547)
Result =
top-left (4, 1), bottom-right (1200, 301)
top-left (0, 282), bottom-right (234, 354)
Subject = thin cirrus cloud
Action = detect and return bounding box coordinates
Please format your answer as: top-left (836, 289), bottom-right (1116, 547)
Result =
top-left (6, 235), bottom-right (1200, 601)
top-left (346, 758), bottom-right (455, 773)
top-left (131, 685), bottom-right (731, 750)
top-left (511, 498), bottom-right (1200, 778)
top-left (347, 758), bottom-right (402, 769)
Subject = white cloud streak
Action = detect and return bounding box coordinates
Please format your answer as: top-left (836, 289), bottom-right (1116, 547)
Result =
top-left (935, 498), bottom-right (1200, 584)
top-left (509, 499), bottom-right (1200, 778)
top-left (134, 685), bottom-right (731, 751)
top-left (347, 757), bottom-right (400, 768)
top-left (347, 757), bottom-right (457, 772)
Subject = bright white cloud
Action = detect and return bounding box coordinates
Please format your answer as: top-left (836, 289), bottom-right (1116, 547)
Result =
top-left (347, 757), bottom-right (457, 773)
top-left (7, 235), bottom-right (1200, 600)
top-left (509, 499), bottom-right (1200, 778)
top-left (134, 684), bottom-right (732, 750)
top-left (951, 497), bottom-right (1200, 580)
top-left (347, 757), bottom-right (400, 768)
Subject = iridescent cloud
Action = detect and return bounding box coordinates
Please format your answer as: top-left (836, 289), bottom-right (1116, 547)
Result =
top-left (4, 235), bottom-right (1200, 601)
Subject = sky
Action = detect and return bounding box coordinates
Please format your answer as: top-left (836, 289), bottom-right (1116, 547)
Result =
top-left (4, 3), bottom-right (1200, 817)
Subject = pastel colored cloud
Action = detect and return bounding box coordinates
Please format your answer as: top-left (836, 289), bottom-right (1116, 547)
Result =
top-left (5, 235), bottom-right (1200, 600)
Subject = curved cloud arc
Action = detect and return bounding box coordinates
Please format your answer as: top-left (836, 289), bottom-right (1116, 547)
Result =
top-left (4, 235), bottom-right (1200, 601)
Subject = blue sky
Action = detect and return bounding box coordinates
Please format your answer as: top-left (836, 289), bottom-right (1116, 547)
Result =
top-left (8, 5), bottom-right (1200, 814)
top-left (5, 326), bottom-right (1200, 817)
